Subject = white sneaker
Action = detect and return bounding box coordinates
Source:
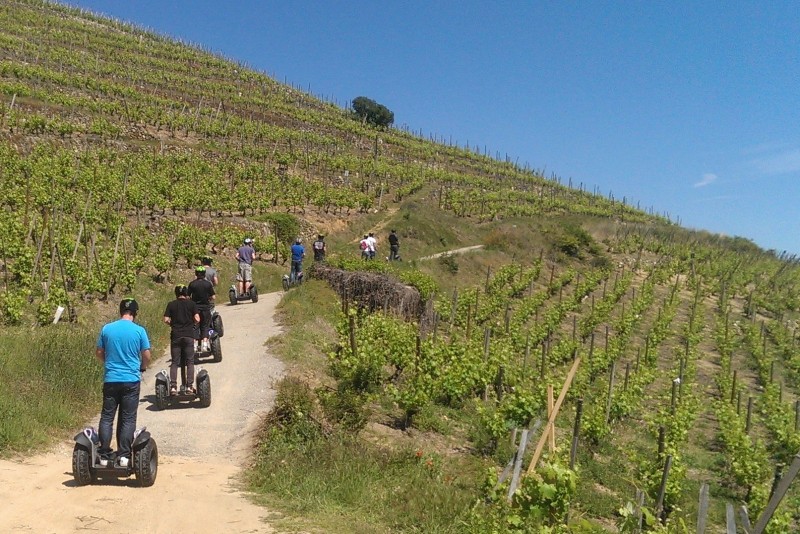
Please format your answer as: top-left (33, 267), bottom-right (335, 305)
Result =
top-left (98, 458), bottom-right (109, 467)
top-left (118, 456), bottom-right (129, 467)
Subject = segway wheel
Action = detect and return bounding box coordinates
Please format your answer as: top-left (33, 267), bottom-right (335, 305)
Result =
top-left (71, 444), bottom-right (95, 486)
top-left (228, 289), bottom-right (237, 306)
top-left (212, 313), bottom-right (224, 337)
top-left (251, 285), bottom-right (259, 303)
top-left (155, 382), bottom-right (169, 410)
top-left (282, 278), bottom-right (290, 291)
top-left (198, 375), bottom-right (211, 407)
top-left (211, 337), bottom-right (222, 363)
top-left (134, 438), bottom-right (158, 487)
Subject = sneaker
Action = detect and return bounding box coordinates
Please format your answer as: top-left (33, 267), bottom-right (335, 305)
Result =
top-left (170, 386), bottom-right (178, 396)
top-left (118, 456), bottom-right (129, 467)
top-left (98, 458), bottom-right (109, 467)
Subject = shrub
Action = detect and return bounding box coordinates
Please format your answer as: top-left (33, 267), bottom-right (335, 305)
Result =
top-left (438, 253), bottom-right (459, 274)
top-left (318, 385), bottom-right (369, 432)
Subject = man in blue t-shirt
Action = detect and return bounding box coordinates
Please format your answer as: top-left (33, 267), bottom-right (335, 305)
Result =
top-left (290, 238), bottom-right (305, 283)
top-left (95, 298), bottom-right (151, 467)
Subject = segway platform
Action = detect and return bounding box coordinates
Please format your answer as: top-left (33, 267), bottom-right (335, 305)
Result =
top-left (72, 427), bottom-right (158, 487)
top-left (228, 284), bottom-right (258, 304)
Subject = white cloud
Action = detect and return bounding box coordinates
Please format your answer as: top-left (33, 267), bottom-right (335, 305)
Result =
top-left (694, 173), bottom-right (717, 188)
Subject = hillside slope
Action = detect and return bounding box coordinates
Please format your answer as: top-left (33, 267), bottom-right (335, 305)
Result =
top-left (3, 1), bottom-right (800, 532)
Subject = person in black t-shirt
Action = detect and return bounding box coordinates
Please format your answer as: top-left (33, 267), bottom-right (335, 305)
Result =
top-left (388, 229), bottom-right (401, 261)
top-left (312, 235), bottom-right (326, 262)
top-left (163, 285), bottom-right (200, 395)
top-left (188, 266), bottom-right (215, 352)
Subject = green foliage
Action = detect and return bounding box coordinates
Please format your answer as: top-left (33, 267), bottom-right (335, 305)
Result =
top-left (397, 269), bottom-right (437, 300)
top-left (470, 459), bottom-right (578, 532)
top-left (269, 376), bottom-right (322, 443)
top-left (0, 290), bottom-right (26, 325)
top-left (556, 224), bottom-right (595, 257)
top-left (438, 252), bottom-right (460, 274)
top-left (317, 385), bottom-right (369, 432)
top-left (351, 96), bottom-right (394, 127)
top-left (258, 212), bottom-right (300, 245)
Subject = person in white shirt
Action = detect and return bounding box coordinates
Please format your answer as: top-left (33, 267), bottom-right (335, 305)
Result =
top-left (366, 232), bottom-right (377, 260)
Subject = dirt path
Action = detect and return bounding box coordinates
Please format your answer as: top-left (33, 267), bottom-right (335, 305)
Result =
top-left (418, 244), bottom-right (484, 260)
top-left (0, 292), bottom-right (285, 533)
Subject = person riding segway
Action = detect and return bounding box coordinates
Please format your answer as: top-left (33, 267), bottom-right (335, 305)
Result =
top-left (72, 298), bottom-right (158, 487)
top-left (163, 285), bottom-right (199, 396)
top-left (154, 285), bottom-right (212, 409)
top-left (230, 238), bottom-right (259, 304)
top-left (188, 266), bottom-right (215, 354)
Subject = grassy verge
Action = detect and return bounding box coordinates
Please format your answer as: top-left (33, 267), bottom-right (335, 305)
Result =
top-left (0, 274), bottom-right (176, 456)
top-left (247, 377), bottom-right (487, 533)
top-left (249, 276), bottom-right (498, 532)
top-left (0, 324), bottom-right (101, 454)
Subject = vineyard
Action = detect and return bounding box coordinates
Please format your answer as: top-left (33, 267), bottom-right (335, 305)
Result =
top-left (2, 1), bottom-right (800, 532)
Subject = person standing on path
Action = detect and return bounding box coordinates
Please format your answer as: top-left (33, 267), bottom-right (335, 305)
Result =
top-left (189, 266), bottom-right (215, 353)
top-left (359, 234), bottom-right (369, 260)
top-left (312, 234), bottom-right (326, 262)
top-left (366, 232), bottom-right (377, 260)
top-left (95, 298), bottom-right (151, 467)
top-left (163, 285), bottom-right (200, 395)
top-left (388, 229), bottom-right (401, 261)
top-left (290, 238), bottom-right (305, 283)
top-left (235, 238), bottom-right (255, 296)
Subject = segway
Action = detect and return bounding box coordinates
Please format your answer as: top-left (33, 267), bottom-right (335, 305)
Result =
top-left (194, 308), bottom-right (223, 363)
top-left (228, 282), bottom-right (258, 304)
top-left (72, 427), bottom-right (157, 487)
top-left (154, 352), bottom-right (211, 410)
top-left (281, 270), bottom-right (304, 291)
top-left (192, 329), bottom-right (222, 363)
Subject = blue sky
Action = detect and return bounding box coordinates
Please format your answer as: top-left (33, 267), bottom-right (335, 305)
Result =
top-left (66, 1), bottom-right (800, 255)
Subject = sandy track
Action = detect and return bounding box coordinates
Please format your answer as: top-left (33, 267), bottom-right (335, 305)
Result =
top-left (0, 292), bottom-right (285, 533)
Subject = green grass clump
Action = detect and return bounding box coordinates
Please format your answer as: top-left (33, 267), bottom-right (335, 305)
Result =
top-left (248, 378), bottom-right (485, 533)
top-left (0, 325), bottom-right (101, 454)
top-left (0, 275), bottom-right (175, 456)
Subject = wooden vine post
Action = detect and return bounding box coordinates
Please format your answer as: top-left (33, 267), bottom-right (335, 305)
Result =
top-left (526, 357), bottom-right (581, 474)
top-left (547, 384), bottom-right (555, 452)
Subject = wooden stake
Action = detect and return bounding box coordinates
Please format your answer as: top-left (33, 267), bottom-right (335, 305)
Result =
top-left (547, 384), bottom-right (555, 452)
top-left (605, 362), bottom-right (616, 423)
top-left (348, 315), bottom-right (357, 358)
top-left (697, 483), bottom-right (709, 534)
top-left (526, 357), bottom-right (581, 474)
top-left (655, 454), bottom-right (673, 521)
top-left (569, 399), bottom-right (583, 469)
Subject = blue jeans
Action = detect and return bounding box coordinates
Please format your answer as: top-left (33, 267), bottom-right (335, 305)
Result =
top-left (99, 381), bottom-right (140, 459)
top-left (290, 260), bottom-right (303, 283)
